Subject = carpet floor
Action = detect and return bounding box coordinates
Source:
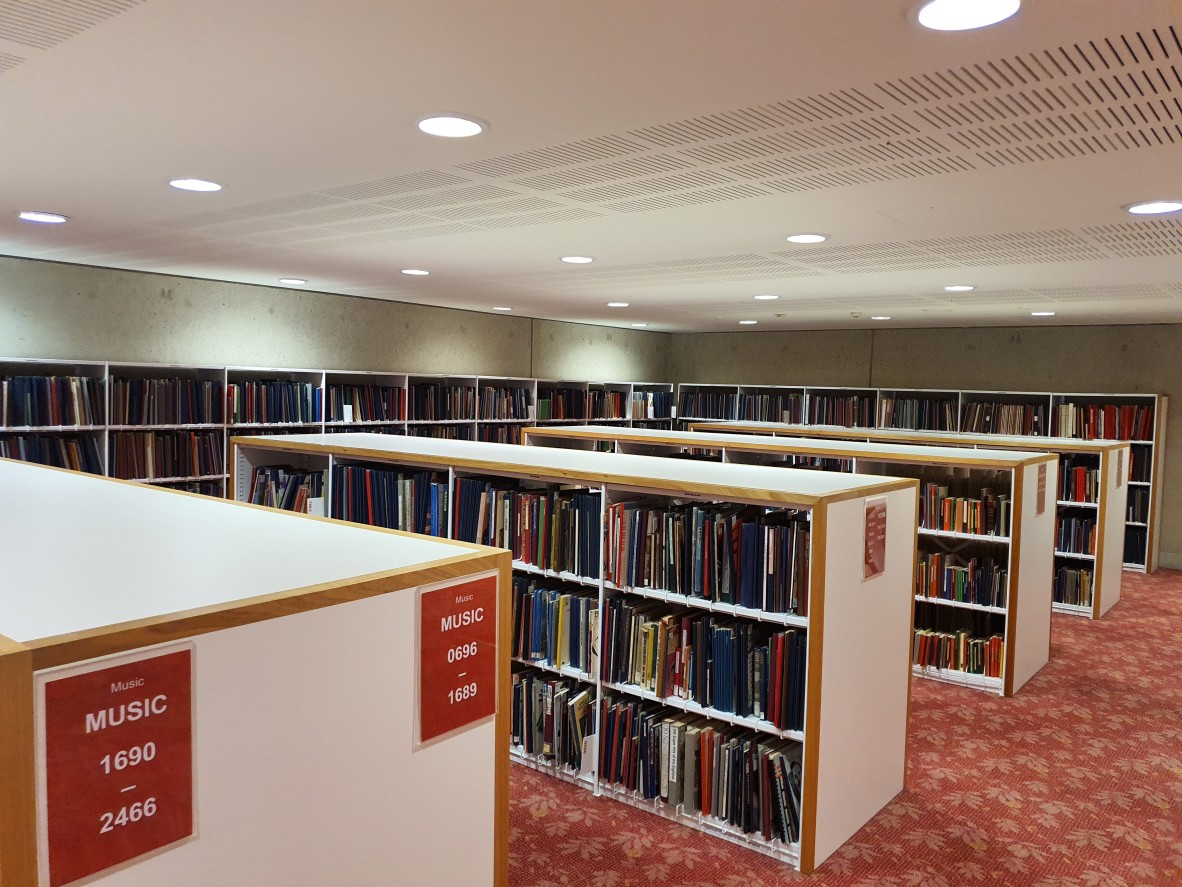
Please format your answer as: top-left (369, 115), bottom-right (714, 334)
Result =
top-left (508, 570), bottom-right (1182, 887)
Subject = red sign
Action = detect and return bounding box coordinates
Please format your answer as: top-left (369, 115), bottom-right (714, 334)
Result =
top-left (1117, 449), bottom-right (1124, 488)
top-left (863, 498), bottom-right (887, 580)
top-left (43, 648), bottom-right (193, 887)
top-left (1036, 462), bottom-right (1047, 516)
top-left (419, 574), bottom-right (498, 744)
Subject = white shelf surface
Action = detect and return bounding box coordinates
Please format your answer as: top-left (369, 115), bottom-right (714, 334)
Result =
top-left (914, 595), bottom-right (1006, 615)
top-left (0, 459), bottom-right (475, 644)
top-left (1052, 601), bottom-right (1093, 616)
top-left (1054, 550), bottom-right (1096, 560)
top-left (912, 665), bottom-right (1003, 693)
top-left (1057, 499), bottom-right (1098, 508)
top-left (605, 580), bottom-right (809, 627)
top-left (245, 432), bottom-right (912, 505)
top-left (918, 527), bottom-right (1010, 543)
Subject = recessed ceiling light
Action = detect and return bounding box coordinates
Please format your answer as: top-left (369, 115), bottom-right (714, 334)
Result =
top-left (871, 315), bottom-right (892, 320)
top-left (607, 302), bottom-right (629, 308)
top-left (944, 284), bottom-right (975, 292)
top-left (753, 294), bottom-right (780, 301)
top-left (401, 269), bottom-right (430, 276)
top-left (1031, 311), bottom-right (1056, 317)
top-left (492, 306), bottom-right (512, 312)
top-left (917, 0), bottom-right (1020, 31)
top-left (416, 115), bottom-right (486, 138)
top-left (169, 178), bottom-right (222, 192)
top-left (278, 278), bottom-right (307, 285)
top-left (561, 256), bottom-right (595, 264)
top-left (739, 320), bottom-right (758, 325)
top-left (631, 323), bottom-right (649, 328)
top-left (1125, 200), bottom-right (1182, 215)
top-left (785, 233), bottom-right (828, 244)
top-left (18, 211), bottom-right (68, 224)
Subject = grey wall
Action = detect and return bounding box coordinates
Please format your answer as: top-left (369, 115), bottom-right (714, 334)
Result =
top-left (673, 325), bottom-right (1181, 568)
top-left (0, 256), bottom-right (670, 381)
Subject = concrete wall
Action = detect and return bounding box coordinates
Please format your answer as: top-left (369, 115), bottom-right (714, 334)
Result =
top-left (673, 325), bottom-right (1180, 568)
top-left (0, 256), bottom-right (670, 381)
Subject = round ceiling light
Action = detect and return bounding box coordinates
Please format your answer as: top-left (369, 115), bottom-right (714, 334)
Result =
top-left (1031, 311), bottom-right (1056, 317)
top-left (785, 233), bottom-right (828, 244)
top-left (871, 315), bottom-right (892, 320)
top-left (169, 178), bottom-right (222, 192)
top-left (278, 278), bottom-right (307, 285)
top-left (917, 0), bottom-right (1020, 31)
top-left (18, 211), bottom-right (68, 224)
top-left (561, 256), bottom-right (595, 264)
top-left (753, 294), bottom-right (780, 301)
top-left (944, 285), bottom-right (975, 292)
top-left (492, 306), bottom-right (512, 312)
top-left (607, 302), bottom-right (629, 308)
top-left (401, 269), bottom-right (430, 276)
top-left (416, 115), bottom-right (486, 138)
top-left (1125, 200), bottom-right (1182, 215)
top-left (739, 320), bottom-right (758, 325)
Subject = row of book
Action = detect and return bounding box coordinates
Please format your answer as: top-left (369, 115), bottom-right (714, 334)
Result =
top-left (679, 391), bottom-right (737, 420)
top-left (0, 434), bottom-right (103, 473)
top-left (477, 424), bottom-right (523, 444)
top-left (1130, 447), bottom-right (1152, 482)
top-left (110, 378), bottom-right (223, 425)
top-left (479, 385), bottom-right (531, 420)
top-left (409, 383), bottom-right (475, 421)
top-left (915, 552), bottom-right (1007, 609)
top-left (960, 401), bottom-right (1046, 436)
top-left (1058, 458), bottom-right (1099, 503)
top-left (1053, 566), bottom-right (1093, 608)
top-left (1127, 487), bottom-right (1149, 523)
top-left (227, 380), bottom-right (317, 425)
top-left (605, 500), bottom-right (810, 614)
top-left (739, 393), bottom-right (804, 424)
top-left (511, 579), bottom-right (598, 677)
top-left (329, 464), bottom-right (446, 535)
top-left (784, 455), bottom-right (850, 472)
top-left (598, 695), bottom-right (803, 844)
top-left (1055, 515), bottom-right (1096, 555)
top-left (452, 478), bottom-right (602, 577)
top-left (1052, 402), bottom-right (1154, 441)
top-left (589, 390), bottom-right (628, 420)
top-left (600, 600), bottom-right (807, 731)
top-left (511, 671), bottom-right (591, 772)
top-left (807, 395), bottom-right (873, 428)
top-left (913, 629), bottom-right (1004, 678)
top-left (248, 466), bottom-right (324, 512)
top-left (1, 375), bottom-right (104, 427)
top-left (536, 388), bottom-right (587, 421)
top-left (631, 390), bottom-right (674, 420)
top-left (325, 384), bottom-right (403, 423)
top-left (109, 431), bottom-right (223, 480)
top-left (409, 424), bottom-right (474, 440)
top-left (877, 397), bottom-right (957, 431)
top-left (918, 479), bottom-right (1010, 537)
top-left (1125, 526), bottom-right (1147, 562)
top-left (165, 479), bottom-right (222, 496)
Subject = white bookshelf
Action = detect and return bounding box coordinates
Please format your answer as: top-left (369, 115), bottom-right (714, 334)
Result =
top-left (0, 458), bottom-right (509, 887)
top-left (524, 424), bottom-right (1057, 696)
top-left (232, 431), bottom-right (918, 874)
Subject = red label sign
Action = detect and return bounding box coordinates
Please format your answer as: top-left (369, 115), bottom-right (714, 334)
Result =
top-left (419, 574), bottom-right (498, 744)
top-left (863, 498), bottom-right (887, 580)
top-left (43, 649), bottom-right (193, 887)
top-left (1037, 462), bottom-right (1048, 516)
top-left (1117, 449), bottom-right (1124, 488)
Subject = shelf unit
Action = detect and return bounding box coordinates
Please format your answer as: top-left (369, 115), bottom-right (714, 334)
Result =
top-left (674, 385), bottom-right (1163, 572)
top-left (0, 357), bottom-right (672, 496)
top-left (0, 458), bottom-right (509, 887)
top-left (232, 432), bottom-right (918, 874)
top-left (524, 424), bottom-right (1056, 696)
top-left (687, 420), bottom-right (1130, 619)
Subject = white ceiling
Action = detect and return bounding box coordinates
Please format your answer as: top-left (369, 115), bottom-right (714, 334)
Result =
top-left (2, 0), bottom-right (1181, 333)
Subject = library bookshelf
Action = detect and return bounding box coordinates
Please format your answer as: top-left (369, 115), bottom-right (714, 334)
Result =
top-left (0, 357), bottom-right (673, 496)
top-left (524, 425), bottom-right (1057, 695)
top-left (231, 432), bottom-right (918, 873)
top-left (0, 458), bottom-right (509, 887)
top-left (675, 384), bottom-right (1164, 573)
top-left (688, 421), bottom-right (1129, 621)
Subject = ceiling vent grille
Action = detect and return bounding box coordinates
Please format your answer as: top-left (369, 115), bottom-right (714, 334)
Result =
top-left (377, 223), bottom-right (483, 241)
top-left (607, 184), bottom-right (771, 213)
top-left (474, 208), bottom-right (604, 229)
top-left (457, 135), bottom-right (643, 177)
top-left (775, 243), bottom-right (956, 273)
top-left (318, 171), bottom-right (471, 201)
top-left (1081, 218), bottom-right (1182, 256)
top-left (0, 0), bottom-right (146, 51)
top-left (326, 213), bottom-right (442, 234)
top-left (512, 154), bottom-right (692, 190)
top-left (374, 185), bottom-right (522, 211)
top-left (917, 230), bottom-right (1107, 264)
top-left (561, 170), bottom-right (737, 203)
top-left (428, 197), bottom-right (565, 220)
top-left (0, 52), bottom-right (23, 73)
top-left (1034, 285), bottom-right (1177, 302)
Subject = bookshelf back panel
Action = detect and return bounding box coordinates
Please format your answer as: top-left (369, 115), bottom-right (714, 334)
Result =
top-left (1009, 460), bottom-right (1056, 693)
top-left (1098, 448), bottom-right (1129, 617)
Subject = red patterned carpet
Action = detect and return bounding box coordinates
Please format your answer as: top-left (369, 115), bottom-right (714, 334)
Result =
top-left (508, 571), bottom-right (1182, 886)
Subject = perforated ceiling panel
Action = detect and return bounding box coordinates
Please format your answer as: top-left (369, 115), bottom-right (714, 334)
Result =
top-left (1081, 219), bottom-right (1182, 256)
top-left (0, 0), bottom-right (147, 50)
top-left (0, 52), bottom-right (24, 73)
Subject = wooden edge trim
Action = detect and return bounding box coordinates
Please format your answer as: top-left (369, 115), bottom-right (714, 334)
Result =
top-left (494, 557), bottom-right (512, 887)
top-left (230, 435), bottom-right (888, 509)
top-left (1093, 450), bottom-right (1112, 619)
top-left (904, 496), bottom-right (920, 788)
top-left (1003, 466), bottom-right (1025, 698)
top-left (798, 507), bottom-right (826, 876)
top-left (26, 551), bottom-right (505, 670)
top-left (0, 633), bottom-right (38, 887)
top-left (1147, 401), bottom-right (1168, 572)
